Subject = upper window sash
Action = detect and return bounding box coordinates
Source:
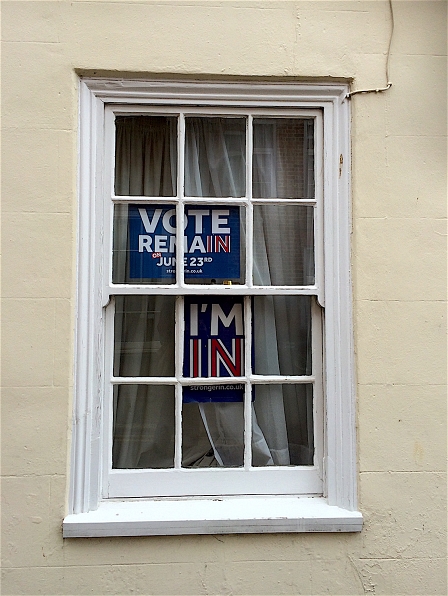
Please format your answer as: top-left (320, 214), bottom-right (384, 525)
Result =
top-left (103, 107), bottom-right (324, 300)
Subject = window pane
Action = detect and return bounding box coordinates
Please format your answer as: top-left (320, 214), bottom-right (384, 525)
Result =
top-left (115, 116), bottom-right (177, 196)
top-left (112, 384), bottom-right (175, 469)
top-left (253, 296), bottom-right (312, 376)
top-left (112, 204), bottom-right (176, 284)
top-left (185, 117), bottom-right (246, 197)
top-left (182, 401), bottom-right (244, 468)
top-left (253, 118), bottom-right (314, 199)
top-left (184, 205), bottom-right (245, 284)
top-left (252, 384), bottom-right (314, 466)
top-left (114, 295), bottom-right (175, 377)
top-left (253, 205), bottom-right (314, 286)
top-left (182, 402), bottom-right (244, 468)
top-left (183, 296), bottom-right (245, 381)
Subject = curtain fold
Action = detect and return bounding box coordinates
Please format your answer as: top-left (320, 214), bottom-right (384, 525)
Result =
top-left (185, 117), bottom-right (246, 197)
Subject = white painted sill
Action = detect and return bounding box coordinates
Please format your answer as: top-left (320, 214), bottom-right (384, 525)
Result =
top-left (63, 496), bottom-right (363, 537)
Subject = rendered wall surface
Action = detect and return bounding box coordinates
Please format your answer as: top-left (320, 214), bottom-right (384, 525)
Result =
top-left (2, 1), bottom-right (446, 594)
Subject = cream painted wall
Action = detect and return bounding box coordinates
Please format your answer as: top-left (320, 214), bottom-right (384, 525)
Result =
top-left (2, 1), bottom-right (446, 594)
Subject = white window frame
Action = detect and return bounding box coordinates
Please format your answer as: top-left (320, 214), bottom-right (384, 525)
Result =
top-left (63, 78), bottom-right (362, 537)
top-left (104, 105), bottom-right (324, 500)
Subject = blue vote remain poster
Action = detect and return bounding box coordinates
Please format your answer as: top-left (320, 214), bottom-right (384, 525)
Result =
top-left (183, 296), bottom-right (245, 403)
top-left (128, 205), bottom-right (240, 281)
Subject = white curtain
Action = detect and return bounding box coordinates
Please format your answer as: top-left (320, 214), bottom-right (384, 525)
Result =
top-left (113, 116), bottom-right (314, 469)
top-left (184, 117), bottom-right (246, 198)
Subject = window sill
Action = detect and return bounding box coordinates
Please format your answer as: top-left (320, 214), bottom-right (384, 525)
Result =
top-left (63, 496), bottom-right (363, 537)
